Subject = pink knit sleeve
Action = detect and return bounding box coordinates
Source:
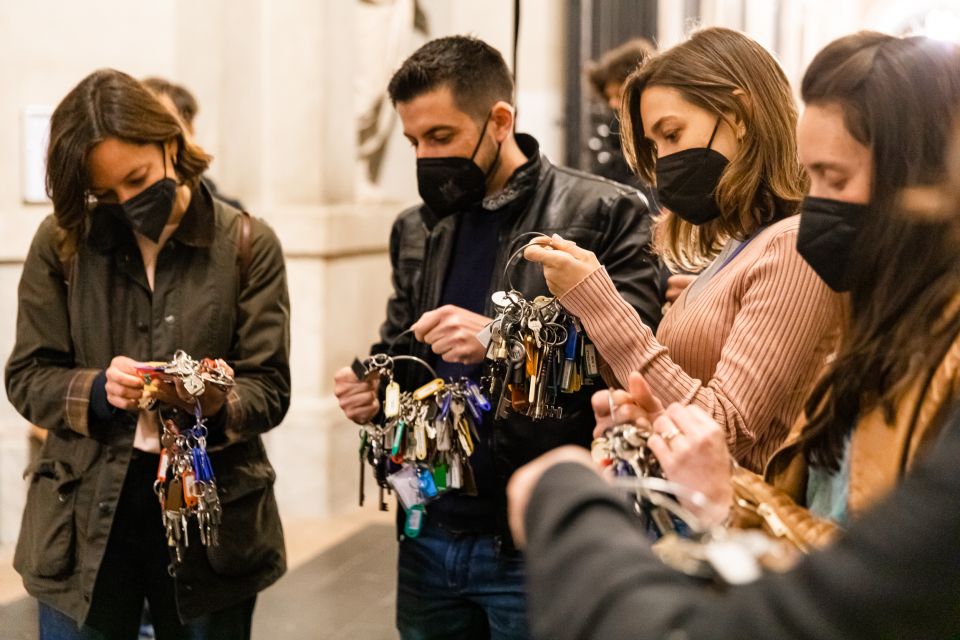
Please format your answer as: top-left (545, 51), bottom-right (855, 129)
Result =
top-left (561, 231), bottom-right (839, 471)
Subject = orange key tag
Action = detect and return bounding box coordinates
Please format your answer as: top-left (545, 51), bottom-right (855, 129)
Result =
top-left (157, 449), bottom-right (170, 483)
top-left (182, 470), bottom-right (199, 508)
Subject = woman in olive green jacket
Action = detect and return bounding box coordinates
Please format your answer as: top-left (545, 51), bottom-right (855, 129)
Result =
top-left (5, 68), bottom-right (291, 638)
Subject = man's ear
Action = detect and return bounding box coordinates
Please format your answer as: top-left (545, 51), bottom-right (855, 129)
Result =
top-left (489, 100), bottom-right (516, 141)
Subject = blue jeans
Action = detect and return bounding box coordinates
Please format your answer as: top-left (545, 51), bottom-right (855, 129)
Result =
top-left (396, 520), bottom-right (529, 640)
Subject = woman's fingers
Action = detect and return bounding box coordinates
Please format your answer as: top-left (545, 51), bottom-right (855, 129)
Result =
top-left (627, 371), bottom-right (664, 415)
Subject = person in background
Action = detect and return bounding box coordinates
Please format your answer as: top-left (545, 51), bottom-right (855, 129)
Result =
top-left (584, 37), bottom-right (656, 187)
top-left (141, 76), bottom-right (245, 211)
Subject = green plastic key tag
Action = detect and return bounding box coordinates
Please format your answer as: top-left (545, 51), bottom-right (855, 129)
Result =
top-left (392, 420), bottom-right (406, 457)
top-left (404, 504), bottom-right (426, 538)
top-left (433, 463), bottom-right (448, 492)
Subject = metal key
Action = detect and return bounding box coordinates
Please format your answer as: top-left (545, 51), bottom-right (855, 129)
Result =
top-left (164, 476), bottom-right (185, 561)
top-left (451, 399), bottom-right (474, 456)
top-left (415, 404), bottom-right (428, 461)
top-left (449, 453), bottom-right (463, 489)
top-left (527, 317), bottom-right (543, 348)
top-left (358, 430), bottom-right (368, 507)
top-left (196, 489), bottom-right (209, 546)
top-left (182, 373), bottom-right (205, 397)
top-left (203, 483), bottom-right (222, 546)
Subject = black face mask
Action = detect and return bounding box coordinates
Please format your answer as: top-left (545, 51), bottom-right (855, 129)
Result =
top-left (796, 195), bottom-right (869, 292)
top-left (98, 149), bottom-right (177, 243)
top-left (655, 118), bottom-right (729, 225)
top-left (416, 115), bottom-right (501, 217)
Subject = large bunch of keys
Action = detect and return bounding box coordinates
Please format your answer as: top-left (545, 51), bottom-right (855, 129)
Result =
top-left (483, 290), bottom-right (600, 421)
top-left (352, 354), bottom-right (490, 534)
top-left (590, 392), bottom-right (685, 537)
top-left (138, 349), bottom-right (235, 410)
top-left (139, 350), bottom-right (234, 562)
top-left (590, 397), bottom-right (662, 479)
top-left (591, 393), bottom-right (797, 583)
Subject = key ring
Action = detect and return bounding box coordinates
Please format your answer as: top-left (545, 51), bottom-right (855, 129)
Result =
top-left (501, 231), bottom-right (552, 294)
top-left (367, 353), bottom-right (393, 371)
top-left (366, 353), bottom-right (439, 381)
top-left (389, 355), bottom-right (438, 380)
top-left (383, 327), bottom-right (415, 356)
top-left (539, 323), bottom-right (568, 347)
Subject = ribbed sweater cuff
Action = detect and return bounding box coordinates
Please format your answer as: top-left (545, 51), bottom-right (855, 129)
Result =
top-left (560, 267), bottom-right (661, 385)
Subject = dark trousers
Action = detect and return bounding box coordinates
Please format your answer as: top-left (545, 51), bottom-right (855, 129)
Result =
top-left (38, 450), bottom-right (255, 640)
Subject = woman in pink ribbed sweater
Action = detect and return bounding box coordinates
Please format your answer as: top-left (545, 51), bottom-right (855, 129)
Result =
top-left (526, 28), bottom-right (841, 472)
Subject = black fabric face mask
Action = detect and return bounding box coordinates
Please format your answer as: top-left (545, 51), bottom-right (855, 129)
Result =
top-left (98, 148), bottom-right (177, 243)
top-left (416, 114), bottom-right (501, 217)
top-left (796, 195), bottom-right (870, 292)
top-left (654, 118), bottom-right (729, 225)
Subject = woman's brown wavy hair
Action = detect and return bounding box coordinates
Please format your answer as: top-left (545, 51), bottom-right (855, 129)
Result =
top-left (619, 27), bottom-right (806, 272)
top-left (46, 68), bottom-right (211, 260)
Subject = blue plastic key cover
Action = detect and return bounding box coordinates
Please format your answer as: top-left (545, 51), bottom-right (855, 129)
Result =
top-left (564, 321), bottom-right (579, 360)
top-left (440, 391), bottom-right (452, 419)
top-left (465, 379), bottom-right (491, 411)
top-left (465, 395), bottom-right (482, 422)
top-left (417, 466), bottom-right (439, 499)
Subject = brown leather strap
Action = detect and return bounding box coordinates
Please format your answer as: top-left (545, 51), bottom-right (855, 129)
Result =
top-left (236, 210), bottom-right (253, 290)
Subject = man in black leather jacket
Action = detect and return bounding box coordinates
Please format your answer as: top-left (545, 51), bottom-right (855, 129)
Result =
top-left (333, 36), bottom-right (660, 639)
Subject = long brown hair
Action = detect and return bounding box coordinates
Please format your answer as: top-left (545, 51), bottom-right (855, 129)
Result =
top-left (46, 68), bottom-right (211, 259)
top-left (619, 27), bottom-right (806, 271)
top-left (798, 33), bottom-right (960, 470)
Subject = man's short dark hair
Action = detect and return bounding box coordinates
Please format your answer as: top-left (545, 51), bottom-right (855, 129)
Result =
top-left (585, 38), bottom-right (655, 98)
top-left (141, 76), bottom-right (199, 126)
top-left (387, 36), bottom-right (514, 119)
